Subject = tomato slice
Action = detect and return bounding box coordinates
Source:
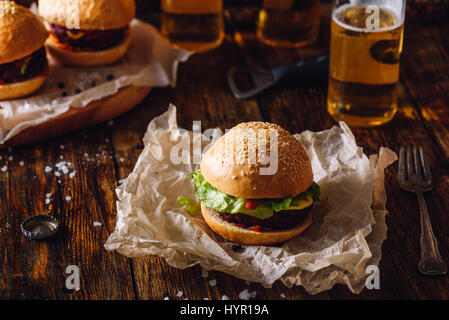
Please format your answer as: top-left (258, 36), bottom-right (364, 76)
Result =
top-left (245, 199), bottom-right (258, 210)
top-left (248, 225), bottom-right (262, 232)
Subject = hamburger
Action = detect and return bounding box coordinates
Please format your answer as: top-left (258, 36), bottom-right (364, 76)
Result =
top-left (0, 1), bottom-right (49, 100)
top-left (38, 0), bottom-right (136, 66)
top-left (190, 122), bottom-right (320, 246)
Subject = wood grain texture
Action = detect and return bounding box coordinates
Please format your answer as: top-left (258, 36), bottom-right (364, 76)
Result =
top-left (1, 2), bottom-right (449, 300)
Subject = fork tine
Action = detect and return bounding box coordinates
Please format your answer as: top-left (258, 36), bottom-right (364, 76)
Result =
top-left (407, 145), bottom-right (414, 177)
top-left (413, 146), bottom-right (423, 178)
top-left (399, 146), bottom-right (407, 182)
top-left (419, 146), bottom-right (432, 181)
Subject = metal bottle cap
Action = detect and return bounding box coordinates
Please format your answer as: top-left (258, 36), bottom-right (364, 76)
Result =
top-left (20, 215), bottom-right (59, 240)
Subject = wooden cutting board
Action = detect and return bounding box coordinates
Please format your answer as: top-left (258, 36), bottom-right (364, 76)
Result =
top-left (1, 85), bottom-right (152, 148)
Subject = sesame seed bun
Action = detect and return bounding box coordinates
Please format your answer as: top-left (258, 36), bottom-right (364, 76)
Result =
top-left (45, 30), bottom-right (132, 66)
top-left (38, 0), bottom-right (136, 30)
top-left (0, 1), bottom-right (48, 64)
top-left (201, 203), bottom-right (313, 246)
top-left (200, 122), bottom-right (313, 199)
top-left (0, 73), bottom-right (47, 100)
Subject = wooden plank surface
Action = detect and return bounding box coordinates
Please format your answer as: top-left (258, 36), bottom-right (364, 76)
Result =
top-left (1, 2), bottom-right (449, 300)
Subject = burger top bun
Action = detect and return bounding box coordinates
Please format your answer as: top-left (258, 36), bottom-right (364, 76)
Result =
top-left (200, 122), bottom-right (313, 199)
top-left (38, 0), bottom-right (136, 30)
top-left (0, 1), bottom-right (48, 64)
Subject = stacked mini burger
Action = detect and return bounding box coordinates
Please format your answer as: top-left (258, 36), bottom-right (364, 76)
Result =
top-left (0, 1), bottom-right (48, 100)
top-left (192, 122), bottom-right (320, 246)
top-left (39, 0), bottom-right (136, 66)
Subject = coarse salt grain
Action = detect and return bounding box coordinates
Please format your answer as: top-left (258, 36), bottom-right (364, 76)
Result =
top-left (222, 295), bottom-right (229, 300)
top-left (65, 196), bottom-right (71, 201)
top-left (44, 166), bottom-right (52, 173)
top-left (45, 198), bottom-right (51, 205)
top-left (209, 279), bottom-right (217, 287)
top-left (176, 291), bottom-right (183, 298)
top-left (238, 289), bottom-right (250, 300)
top-left (1, 165), bottom-right (7, 172)
top-left (93, 221), bottom-right (102, 227)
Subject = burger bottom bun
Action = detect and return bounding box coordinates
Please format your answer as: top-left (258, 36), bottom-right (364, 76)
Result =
top-left (201, 203), bottom-right (313, 246)
top-left (46, 31), bottom-right (132, 67)
top-left (0, 75), bottom-right (46, 101)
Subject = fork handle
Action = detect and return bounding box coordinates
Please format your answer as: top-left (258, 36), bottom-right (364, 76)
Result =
top-left (416, 192), bottom-right (447, 275)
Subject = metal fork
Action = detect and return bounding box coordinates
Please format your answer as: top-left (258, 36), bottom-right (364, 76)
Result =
top-left (398, 146), bottom-right (447, 275)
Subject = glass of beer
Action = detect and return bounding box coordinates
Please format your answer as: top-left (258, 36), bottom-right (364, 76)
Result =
top-left (327, 0), bottom-right (405, 127)
top-left (257, 0), bottom-right (321, 47)
top-left (161, 0), bottom-right (224, 52)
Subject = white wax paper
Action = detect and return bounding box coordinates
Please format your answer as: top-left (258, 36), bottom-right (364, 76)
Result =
top-left (0, 20), bottom-right (191, 144)
top-left (105, 105), bottom-right (397, 295)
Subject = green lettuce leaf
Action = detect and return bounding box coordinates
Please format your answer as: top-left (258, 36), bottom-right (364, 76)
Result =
top-left (20, 59), bottom-right (30, 75)
top-left (189, 170), bottom-right (246, 214)
top-left (307, 182), bottom-right (321, 201)
top-left (188, 170), bottom-right (320, 220)
top-left (177, 196), bottom-right (201, 216)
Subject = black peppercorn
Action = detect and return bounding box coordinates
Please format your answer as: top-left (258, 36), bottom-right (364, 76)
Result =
top-left (232, 244), bottom-right (242, 252)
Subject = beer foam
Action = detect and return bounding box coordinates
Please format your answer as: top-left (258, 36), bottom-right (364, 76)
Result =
top-left (332, 3), bottom-right (404, 34)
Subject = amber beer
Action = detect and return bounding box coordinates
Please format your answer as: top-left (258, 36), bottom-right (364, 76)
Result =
top-left (257, 0), bottom-right (321, 47)
top-left (327, 3), bottom-right (405, 127)
top-left (161, 0), bottom-right (224, 52)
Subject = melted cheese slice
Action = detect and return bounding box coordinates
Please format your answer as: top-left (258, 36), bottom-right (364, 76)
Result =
top-left (66, 30), bottom-right (85, 40)
top-left (283, 195), bottom-right (313, 211)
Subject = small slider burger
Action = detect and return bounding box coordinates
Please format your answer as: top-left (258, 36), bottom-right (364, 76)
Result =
top-left (192, 122), bottom-right (320, 246)
top-left (0, 1), bottom-right (48, 100)
top-left (38, 0), bottom-right (136, 66)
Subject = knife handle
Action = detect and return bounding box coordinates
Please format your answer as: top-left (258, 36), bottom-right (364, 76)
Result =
top-left (272, 54), bottom-right (329, 82)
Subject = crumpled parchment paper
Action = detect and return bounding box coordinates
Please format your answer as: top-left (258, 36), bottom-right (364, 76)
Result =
top-left (104, 105), bottom-right (397, 295)
top-left (0, 19), bottom-right (191, 144)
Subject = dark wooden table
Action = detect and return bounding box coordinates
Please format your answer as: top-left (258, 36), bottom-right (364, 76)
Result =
top-left (1, 3), bottom-right (449, 300)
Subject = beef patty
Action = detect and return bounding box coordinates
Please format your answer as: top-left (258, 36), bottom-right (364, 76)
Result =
top-left (218, 205), bottom-right (312, 231)
top-left (0, 47), bottom-right (48, 85)
top-left (49, 23), bottom-right (128, 52)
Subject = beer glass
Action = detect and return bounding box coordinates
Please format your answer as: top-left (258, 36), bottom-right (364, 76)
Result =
top-left (161, 0), bottom-right (224, 52)
top-left (257, 0), bottom-right (321, 47)
top-left (327, 0), bottom-right (405, 127)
